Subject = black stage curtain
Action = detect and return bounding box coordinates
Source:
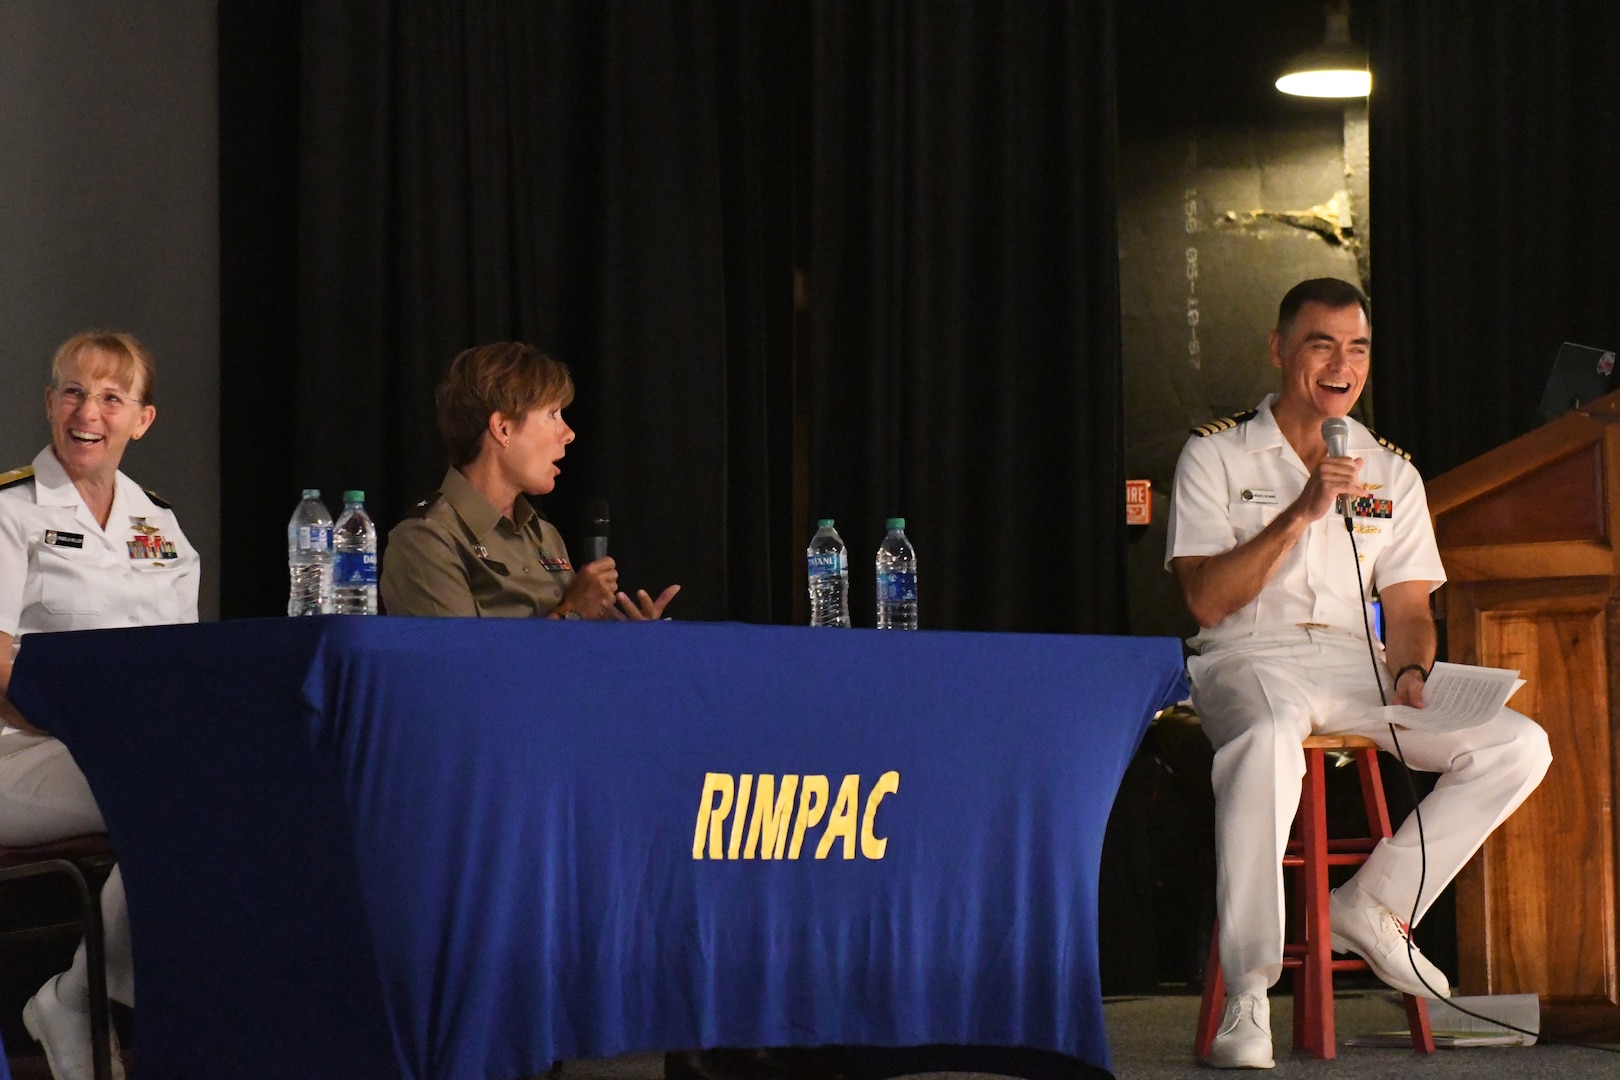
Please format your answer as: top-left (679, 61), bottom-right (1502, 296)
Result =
top-left (292, 0), bottom-right (800, 623)
top-left (219, 2), bottom-right (303, 619)
top-left (222, 2), bottom-right (1125, 632)
top-left (223, 1), bottom-right (799, 622)
top-left (1370, 3), bottom-right (1620, 477)
top-left (807, 1), bottom-right (1127, 633)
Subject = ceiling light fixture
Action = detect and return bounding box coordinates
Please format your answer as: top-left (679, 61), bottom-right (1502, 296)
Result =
top-left (1276, 0), bottom-right (1370, 98)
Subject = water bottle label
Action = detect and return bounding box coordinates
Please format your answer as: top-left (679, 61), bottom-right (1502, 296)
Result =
top-left (877, 571), bottom-right (917, 602)
top-left (808, 552), bottom-right (842, 578)
top-left (297, 525), bottom-right (332, 552)
top-left (334, 551), bottom-right (377, 585)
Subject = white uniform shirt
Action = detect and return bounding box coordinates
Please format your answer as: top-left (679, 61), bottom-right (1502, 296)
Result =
top-left (0, 446), bottom-right (200, 641)
top-left (1166, 394), bottom-right (1446, 653)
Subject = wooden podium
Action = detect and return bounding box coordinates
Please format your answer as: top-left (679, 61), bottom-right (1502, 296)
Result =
top-left (1426, 389), bottom-right (1620, 1040)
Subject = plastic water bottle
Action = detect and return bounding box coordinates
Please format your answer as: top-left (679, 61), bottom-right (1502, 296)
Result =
top-left (332, 491), bottom-right (378, 615)
top-left (807, 519), bottom-right (851, 627)
top-left (287, 489), bottom-right (334, 616)
top-left (875, 518), bottom-right (918, 630)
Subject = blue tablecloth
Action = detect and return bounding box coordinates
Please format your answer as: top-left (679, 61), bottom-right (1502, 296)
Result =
top-left (10, 618), bottom-right (1185, 1080)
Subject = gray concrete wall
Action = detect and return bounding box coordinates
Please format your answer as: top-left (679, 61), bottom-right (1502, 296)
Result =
top-left (0, 2), bottom-right (219, 618)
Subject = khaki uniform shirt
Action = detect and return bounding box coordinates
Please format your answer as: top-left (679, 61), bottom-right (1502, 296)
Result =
top-left (381, 467), bottom-right (575, 618)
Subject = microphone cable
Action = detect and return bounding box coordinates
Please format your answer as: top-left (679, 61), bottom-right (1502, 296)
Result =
top-left (1343, 512), bottom-right (1619, 1053)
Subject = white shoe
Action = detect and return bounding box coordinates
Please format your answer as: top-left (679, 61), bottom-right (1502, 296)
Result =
top-left (1203, 991), bottom-right (1275, 1069)
top-left (1330, 887), bottom-right (1451, 999)
top-left (21, 974), bottom-right (125, 1080)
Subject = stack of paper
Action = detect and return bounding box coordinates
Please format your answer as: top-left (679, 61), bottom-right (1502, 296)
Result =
top-left (1379, 662), bottom-right (1526, 733)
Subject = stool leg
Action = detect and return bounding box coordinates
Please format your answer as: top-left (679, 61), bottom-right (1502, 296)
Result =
top-left (1290, 804), bottom-right (1306, 1054)
top-left (1355, 748), bottom-right (1394, 838)
top-left (1404, 993), bottom-right (1437, 1054)
top-left (1299, 747), bottom-right (1336, 1059)
top-left (1194, 921), bottom-right (1226, 1057)
top-left (1356, 750), bottom-right (1436, 1054)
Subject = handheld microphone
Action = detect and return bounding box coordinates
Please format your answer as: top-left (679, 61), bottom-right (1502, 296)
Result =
top-left (1321, 417), bottom-right (1352, 522)
top-left (582, 497), bottom-right (609, 563)
top-left (1321, 416), bottom-right (1350, 459)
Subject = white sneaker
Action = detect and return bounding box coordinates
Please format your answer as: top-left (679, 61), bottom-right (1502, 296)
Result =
top-left (21, 974), bottom-right (125, 1080)
top-left (1330, 887), bottom-right (1452, 999)
top-left (1203, 991), bottom-right (1275, 1069)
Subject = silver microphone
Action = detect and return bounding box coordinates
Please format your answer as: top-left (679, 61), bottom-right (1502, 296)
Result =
top-left (1321, 417), bottom-right (1351, 520)
top-left (1322, 416), bottom-right (1350, 459)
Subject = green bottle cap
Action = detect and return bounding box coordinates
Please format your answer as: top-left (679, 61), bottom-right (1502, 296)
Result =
top-left (344, 490), bottom-right (365, 503)
top-left (886, 517), bottom-right (905, 529)
top-left (817, 518), bottom-right (834, 527)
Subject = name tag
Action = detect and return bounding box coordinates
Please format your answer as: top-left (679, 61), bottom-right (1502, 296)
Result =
top-left (44, 530), bottom-right (85, 549)
top-left (1238, 489), bottom-right (1278, 505)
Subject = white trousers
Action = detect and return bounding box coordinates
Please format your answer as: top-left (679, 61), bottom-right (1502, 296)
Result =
top-left (1189, 633), bottom-right (1552, 988)
top-left (0, 732), bottom-right (134, 1006)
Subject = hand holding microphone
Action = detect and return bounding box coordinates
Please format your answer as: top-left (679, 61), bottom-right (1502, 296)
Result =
top-left (572, 497), bottom-right (682, 621)
top-left (1308, 417), bottom-right (1360, 527)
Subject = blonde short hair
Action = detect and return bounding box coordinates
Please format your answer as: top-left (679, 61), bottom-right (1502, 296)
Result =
top-left (51, 331), bottom-right (157, 406)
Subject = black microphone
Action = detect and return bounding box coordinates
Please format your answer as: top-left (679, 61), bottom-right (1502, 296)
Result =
top-left (582, 497), bottom-right (609, 563)
top-left (1321, 417), bottom-right (1352, 523)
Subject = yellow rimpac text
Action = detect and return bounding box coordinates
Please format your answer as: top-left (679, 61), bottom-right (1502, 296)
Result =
top-left (692, 771), bottom-right (901, 861)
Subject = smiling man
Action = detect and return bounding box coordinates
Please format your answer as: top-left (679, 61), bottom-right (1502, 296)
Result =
top-left (1165, 279), bottom-right (1551, 1069)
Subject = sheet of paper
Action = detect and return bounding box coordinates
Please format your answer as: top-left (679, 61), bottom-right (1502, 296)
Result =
top-left (1377, 662), bottom-right (1522, 733)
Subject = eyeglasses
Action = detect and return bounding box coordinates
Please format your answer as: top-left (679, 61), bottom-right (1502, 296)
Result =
top-left (54, 385), bottom-right (142, 414)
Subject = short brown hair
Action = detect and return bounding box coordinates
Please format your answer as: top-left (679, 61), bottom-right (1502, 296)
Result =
top-left (435, 342), bottom-right (575, 467)
top-left (51, 331), bottom-right (157, 406)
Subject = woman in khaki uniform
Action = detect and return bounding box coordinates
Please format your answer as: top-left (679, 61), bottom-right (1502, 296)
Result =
top-left (381, 341), bottom-right (677, 621)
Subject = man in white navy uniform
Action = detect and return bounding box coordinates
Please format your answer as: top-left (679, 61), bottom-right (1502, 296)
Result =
top-left (0, 330), bottom-right (199, 1080)
top-left (1166, 278), bottom-right (1550, 1069)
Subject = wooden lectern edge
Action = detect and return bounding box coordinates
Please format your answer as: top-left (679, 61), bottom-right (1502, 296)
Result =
top-left (1425, 400), bottom-right (1614, 515)
top-left (1438, 540), bottom-right (1616, 582)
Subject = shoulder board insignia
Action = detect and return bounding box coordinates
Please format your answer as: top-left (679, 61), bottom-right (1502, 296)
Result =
top-left (143, 488), bottom-right (173, 510)
top-left (1190, 409), bottom-right (1257, 437)
top-left (1367, 429), bottom-right (1412, 461)
top-left (0, 466), bottom-right (35, 491)
top-left (405, 493), bottom-right (445, 519)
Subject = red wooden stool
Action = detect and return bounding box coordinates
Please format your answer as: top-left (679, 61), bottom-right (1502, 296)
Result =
top-left (1194, 735), bottom-right (1436, 1060)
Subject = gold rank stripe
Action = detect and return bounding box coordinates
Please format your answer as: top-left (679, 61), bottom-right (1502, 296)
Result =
top-left (0, 466), bottom-right (35, 490)
top-left (1190, 409), bottom-right (1257, 437)
top-left (1367, 429), bottom-right (1412, 461)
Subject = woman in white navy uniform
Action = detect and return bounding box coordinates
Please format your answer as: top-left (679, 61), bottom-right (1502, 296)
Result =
top-left (0, 331), bottom-right (198, 1080)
